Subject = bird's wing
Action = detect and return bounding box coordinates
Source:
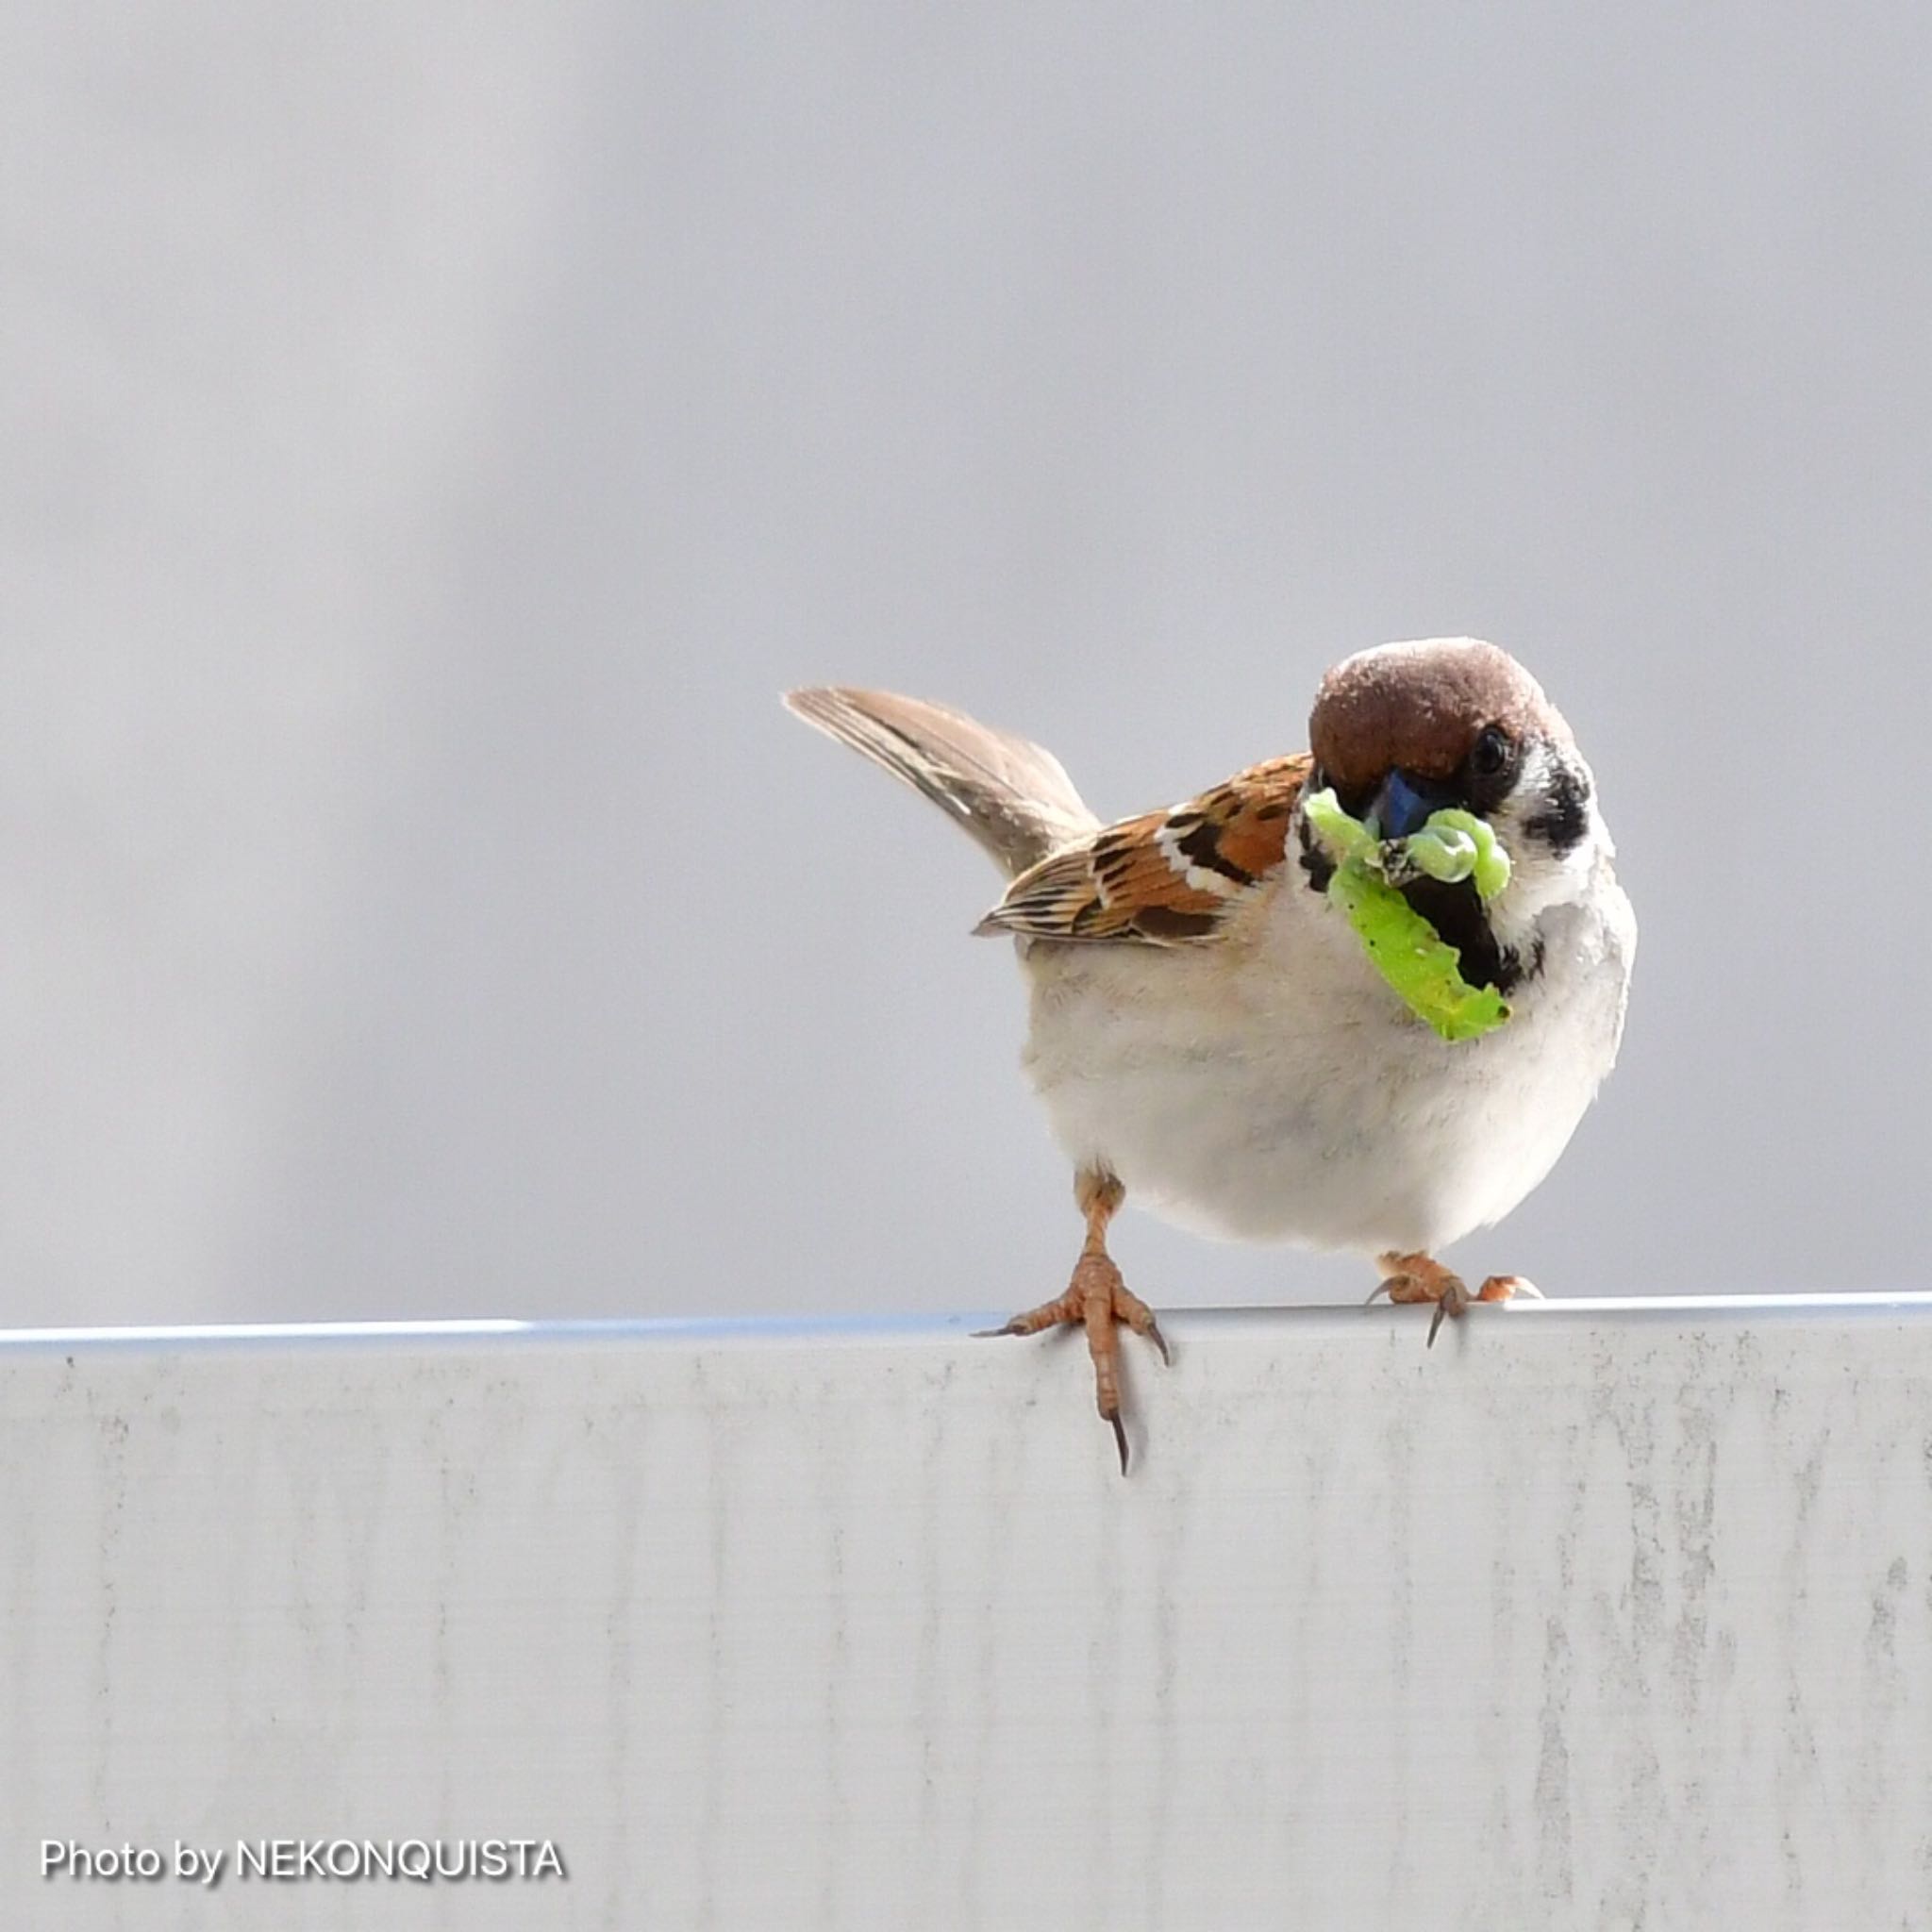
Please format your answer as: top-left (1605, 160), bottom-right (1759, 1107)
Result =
top-left (976, 755), bottom-right (1311, 945)
top-left (784, 686), bottom-right (1099, 877)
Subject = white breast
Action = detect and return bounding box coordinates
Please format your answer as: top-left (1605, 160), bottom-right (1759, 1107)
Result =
top-left (1017, 858), bottom-right (1634, 1257)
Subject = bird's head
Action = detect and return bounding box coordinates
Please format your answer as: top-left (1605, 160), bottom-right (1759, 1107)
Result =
top-left (1303, 638), bottom-right (1609, 982)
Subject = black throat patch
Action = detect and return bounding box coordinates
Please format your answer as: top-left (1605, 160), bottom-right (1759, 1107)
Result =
top-left (1298, 808), bottom-right (1543, 996)
top-left (1397, 875), bottom-right (1538, 995)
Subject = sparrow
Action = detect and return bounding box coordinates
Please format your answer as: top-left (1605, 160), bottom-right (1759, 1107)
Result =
top-left (787, 639), bottom-right (1635, 1470)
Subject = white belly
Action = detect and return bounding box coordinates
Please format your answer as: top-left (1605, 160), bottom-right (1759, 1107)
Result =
top-left (1018, 872), bottom-right (1632, 1257)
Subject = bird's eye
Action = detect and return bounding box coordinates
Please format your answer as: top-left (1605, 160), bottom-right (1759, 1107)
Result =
top-left (1471, 726), bottom-right (1512, 779)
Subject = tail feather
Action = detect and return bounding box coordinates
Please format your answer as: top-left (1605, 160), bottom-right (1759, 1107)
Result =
top-left (784, 687), bottom-right (1097, 877)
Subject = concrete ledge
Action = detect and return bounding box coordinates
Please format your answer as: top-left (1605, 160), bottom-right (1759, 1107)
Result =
top-left (5, 1295), bottom-right (1931, 1928)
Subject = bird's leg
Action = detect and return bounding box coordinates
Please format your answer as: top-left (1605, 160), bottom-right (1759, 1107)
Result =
top-left (974, 1168), bottom-right (1170, 1474)
top-left (1368, 1251), bottom-right (1541, 1346)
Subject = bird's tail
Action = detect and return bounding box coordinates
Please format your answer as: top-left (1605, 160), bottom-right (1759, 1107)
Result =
top-left (784, 687), bottom-right (1099, 878)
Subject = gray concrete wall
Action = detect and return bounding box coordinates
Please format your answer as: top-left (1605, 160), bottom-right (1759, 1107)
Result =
top-left (5, 1298), bottom-right (1931, 1926)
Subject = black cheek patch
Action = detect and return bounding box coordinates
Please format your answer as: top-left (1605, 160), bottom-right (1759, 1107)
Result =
top-left (1524, 760), bottom-right (1591, 857)
top-left (1296, 817), bottom-right (1336, 892)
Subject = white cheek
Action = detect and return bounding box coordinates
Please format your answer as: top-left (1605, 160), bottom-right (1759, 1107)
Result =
top-left (1489, 743), bottom-right (1608, 948)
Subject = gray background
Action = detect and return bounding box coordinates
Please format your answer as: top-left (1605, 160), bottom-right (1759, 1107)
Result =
top-left (6, 4), bottom-right (1927, 1329)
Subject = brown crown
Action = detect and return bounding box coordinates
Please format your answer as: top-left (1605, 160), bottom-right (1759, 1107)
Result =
top-left (1307, 638), bottom-right (1568, 792)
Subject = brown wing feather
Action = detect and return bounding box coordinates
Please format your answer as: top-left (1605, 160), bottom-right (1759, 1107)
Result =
top-left (975, 754), bottom-right (1311, 946)
top-left (785, 687), bottom-right (1098, 875)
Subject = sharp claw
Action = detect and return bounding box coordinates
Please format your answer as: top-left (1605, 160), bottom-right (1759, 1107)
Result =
top-left (1427, 1299), bottom-right (1449, 1348)
top-left (1364, 1282), bottom-right (1393, 1307)
top-left (1146, 1321), bottom-right (1172, 1367)
top-left (1514, 1281), bottom-right (1545, 1300)
top-left (1110, 1412), bottom-right (1129, 1475)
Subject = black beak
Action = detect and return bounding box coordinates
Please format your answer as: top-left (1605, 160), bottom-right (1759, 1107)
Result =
top-left (1368, 768), bottom-right (1458, 841)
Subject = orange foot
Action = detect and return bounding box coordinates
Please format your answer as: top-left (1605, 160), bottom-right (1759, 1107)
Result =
top-left (976, 1170), bottom-right (1170, 1474)
top-left (1368, 1250), bottom-right (1542, 1347)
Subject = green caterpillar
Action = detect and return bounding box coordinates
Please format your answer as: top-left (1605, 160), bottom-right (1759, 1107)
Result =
top-left (1303, 789), bottom-right (1513, 1043)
